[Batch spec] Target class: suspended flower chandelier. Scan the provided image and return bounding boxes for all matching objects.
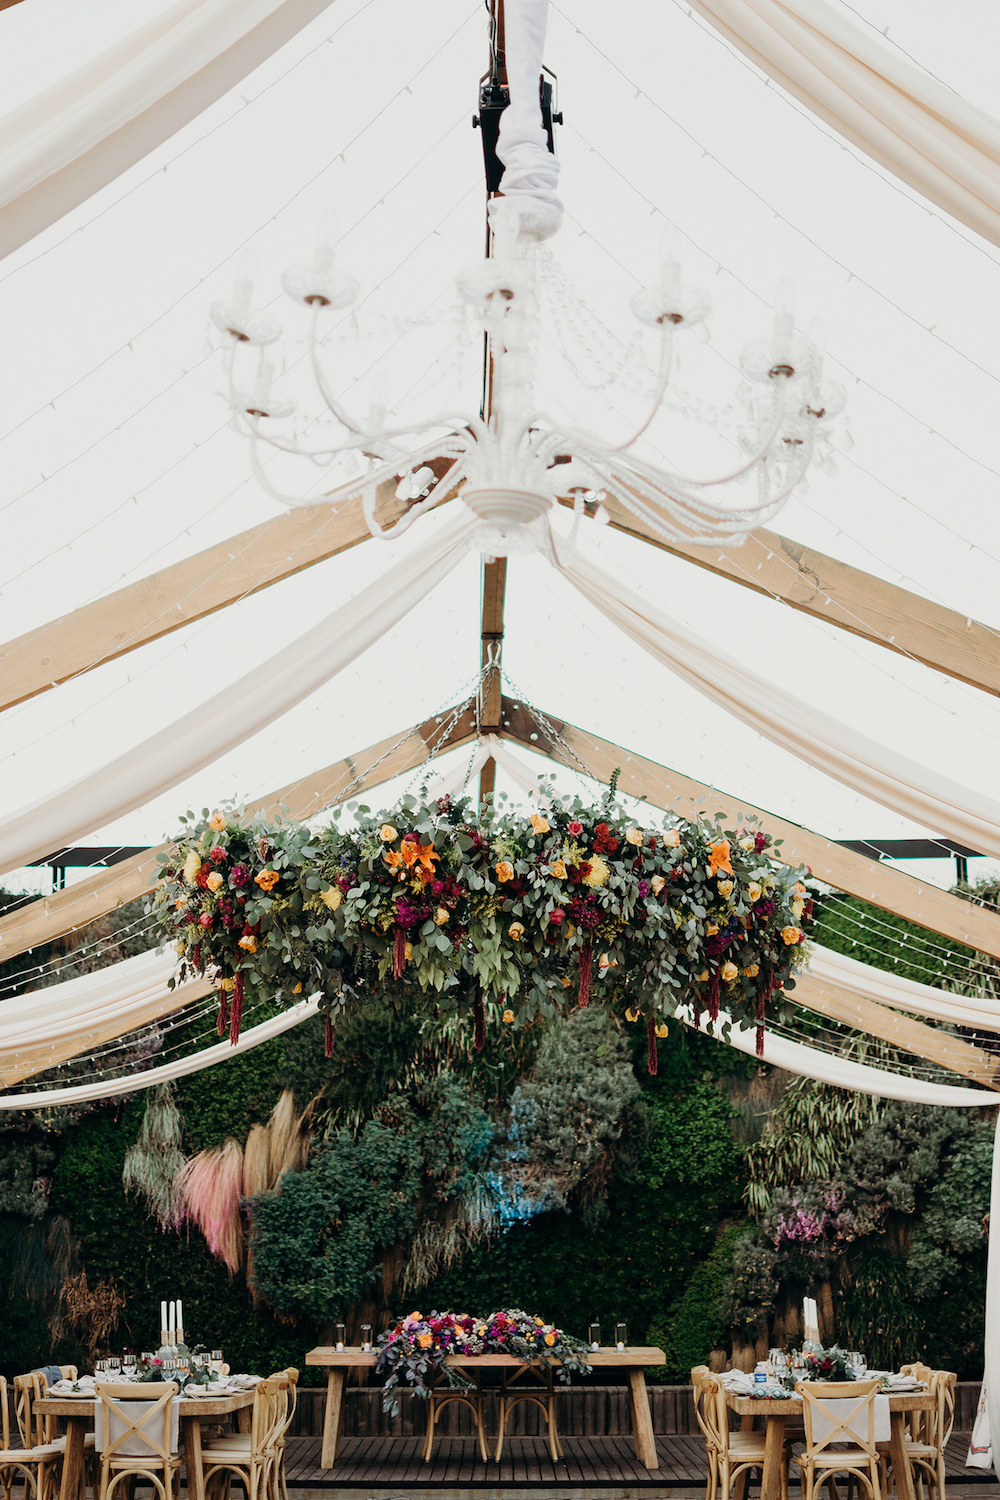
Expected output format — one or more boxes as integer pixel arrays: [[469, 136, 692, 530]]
[[212, 0, 845, 565]]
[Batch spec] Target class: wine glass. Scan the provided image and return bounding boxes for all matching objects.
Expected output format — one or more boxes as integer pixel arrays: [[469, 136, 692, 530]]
[[848, 1351, 866, 1380], [105, 1354, 122, 1379]]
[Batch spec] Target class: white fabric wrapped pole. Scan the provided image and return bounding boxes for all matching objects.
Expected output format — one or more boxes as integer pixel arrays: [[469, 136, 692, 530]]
[[565, 544, 1000, 862], [0, 996, 321, 1110], [687, 0, 1000, 249], [985, 1112, 1000, 1475], [0, 510, 473, 877], [491, 0, 562, 238], [0, 0, 337, 261]]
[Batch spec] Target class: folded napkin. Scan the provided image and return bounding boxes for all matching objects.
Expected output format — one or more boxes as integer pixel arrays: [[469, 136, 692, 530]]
[[50, 1377, 96, 1394], [719, 1370, 756, 1392], [229, 1375, 262, 1390], [886, 1374, 923, 1388]]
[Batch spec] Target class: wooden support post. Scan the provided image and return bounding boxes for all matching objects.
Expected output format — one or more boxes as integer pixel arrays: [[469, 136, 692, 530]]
[[478, 557, 507, 805]]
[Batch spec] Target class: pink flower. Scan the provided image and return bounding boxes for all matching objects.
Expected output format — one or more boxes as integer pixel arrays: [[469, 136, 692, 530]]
[[548, 908, 565, 925], [199, 912, 213, 928], [568, 821, 583, 836], [209, 845, 227, 863]]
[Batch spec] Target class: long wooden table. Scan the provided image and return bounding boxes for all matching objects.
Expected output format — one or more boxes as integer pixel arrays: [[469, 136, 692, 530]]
[[33, 1388, 255, 1500], [305, 1344, 666, 1470], [725, 1388, 936, 1500]]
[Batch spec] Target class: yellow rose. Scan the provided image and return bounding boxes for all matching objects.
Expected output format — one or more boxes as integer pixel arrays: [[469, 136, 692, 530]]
[[508, 922, 525, 941], [206, 871, 223, 892], [738, 836, 754, 851], [561, 976, 572, 989], [625, 1007, 639, 1022], [584, 854, 610, 888], [502, 1009, 515, 1024], [530, 813, 550, 835], [435, 907, 449, 926], [717, 879, 734, 897], [697, 970, 710, 982], [650, 874, 665, 894], [405, 942, 413, 960], [209, 813, 226, 832], [544, 1331, 556, 1346], [548, 859, 567, 879], [321, 886, 343, 910], [535, 1316, 545, 1326], [380, 824, 398, 842], [625, 827, 643, 846], [791, 897, 805, 919], [495, 860, 514, 883], [183, 850, 202, 884], [747, 882, 762, 901], [781, 926, 802, 946], [794, 881, 808, 896], [292, 982, 302, 994], [174, 940, 186, 955], [655, 1022, 669, 1038], [721, 960, 739, 982], [663, 829, 681, 848], [218, 976, 235, 991], [743, 964, 760, 978], [706, 923, 719, 936], [238, 935, 257, 952], [599, 953, 618, 970]]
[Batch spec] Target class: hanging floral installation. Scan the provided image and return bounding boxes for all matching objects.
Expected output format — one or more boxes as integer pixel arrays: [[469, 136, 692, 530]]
[[148, 782, 812, 1068]]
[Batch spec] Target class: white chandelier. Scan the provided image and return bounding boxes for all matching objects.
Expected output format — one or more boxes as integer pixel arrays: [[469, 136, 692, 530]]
[[212, 0, 845, 566]]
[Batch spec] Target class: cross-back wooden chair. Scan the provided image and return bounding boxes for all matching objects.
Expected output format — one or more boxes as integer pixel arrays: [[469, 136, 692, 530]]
[[1, 1375, 67, 1500], [94, 1381, 181, 1500], [421, 1366, 489, 1465], [201, 1375, 287, 1500], [690, 1366, 718, 1500], [699, 1374, 790, 1500], [493, 1360, 561, 1465], [794, 1379, 882, 1500], [9, 1377, 64, 1500], [884, 1369, 955, 1500], [201, 1370, 298, 1500]]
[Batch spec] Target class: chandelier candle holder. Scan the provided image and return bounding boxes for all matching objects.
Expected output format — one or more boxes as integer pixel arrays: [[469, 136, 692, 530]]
[[210, 0, 845, 565]]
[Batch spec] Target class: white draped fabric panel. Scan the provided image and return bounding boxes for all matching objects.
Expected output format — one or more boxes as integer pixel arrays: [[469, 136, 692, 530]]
[[688, 1009, 996, 1106], [0, 947, 212, 1088], [811, 944, 1000, 1031], [565, 546, 1000, 862], [0, 510, 473, 878], [687, 0, 1000, 248], [0, 996, 321, 1110], [0, 0, 337, 261]]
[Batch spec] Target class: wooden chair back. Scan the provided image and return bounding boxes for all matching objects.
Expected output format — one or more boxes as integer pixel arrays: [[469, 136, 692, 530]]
[[276, 1369, 299, 1442], [95, 1382, 179, 1463], [0, 1375, 10, 1451], [12, 1375, 47, 1450], [698, 1376, 730, 1453], [928, 1370, 957, 1449], [249, 1378, 288, 1458], [796, 1379, 882, 1459], [690, 1367, 717, 1449]]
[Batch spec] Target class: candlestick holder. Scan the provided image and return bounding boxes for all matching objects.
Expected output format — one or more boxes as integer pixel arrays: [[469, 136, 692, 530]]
[[361, 1324, 373, 1353], [335, 1323, 346, 1352], [615, 1322, 628, 1352], [588, 1323, 601, 1353]]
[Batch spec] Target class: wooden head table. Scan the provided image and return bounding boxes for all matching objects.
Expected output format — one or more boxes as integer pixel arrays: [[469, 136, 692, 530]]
[[33, 1388, 256, 1500], [725, 1388, 935, 1500], [305, 1344, 666, 1469]]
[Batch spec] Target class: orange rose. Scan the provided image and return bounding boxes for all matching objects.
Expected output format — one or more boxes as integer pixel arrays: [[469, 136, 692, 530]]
[[548, 859, 567, 879], [238, 935, 257, 952], [625, 1006, 639, 1022], [655, 1022, 669, 1038], [508, 922, 525, 941], [255, 869, 280, 891], [544, 1332, 556, 1346], [743, 964, 760, 977], [434, 907, 449, 926], [530, 813, 550, 835], [206, 872, 223, 892], [721, 960, 738, 982], [495, 860, 514, 883], [781, 926, 802, 946], [209, 813, 226, 832], [418, 1333, 432, 1348], [502, 1009, 515, 1024]]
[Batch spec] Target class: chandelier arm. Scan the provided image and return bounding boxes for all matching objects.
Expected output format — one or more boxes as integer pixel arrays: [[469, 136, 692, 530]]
[[308, 305, 370, 436], [598, 474, 779, 546], [362, 453, 471, 541], [245, 434, 369, 510], [588, 323, 675, 456]]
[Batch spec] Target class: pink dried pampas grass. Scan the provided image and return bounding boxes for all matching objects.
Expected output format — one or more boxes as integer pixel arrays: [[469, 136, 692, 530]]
[[175, 1138, 244, 1274]]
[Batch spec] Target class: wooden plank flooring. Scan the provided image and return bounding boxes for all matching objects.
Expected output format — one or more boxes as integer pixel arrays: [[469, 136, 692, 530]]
[[278, 1432, 995, 1491]]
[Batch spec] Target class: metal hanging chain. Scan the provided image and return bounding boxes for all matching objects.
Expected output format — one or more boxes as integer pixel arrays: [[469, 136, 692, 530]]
[[498, 670, 595, 782]]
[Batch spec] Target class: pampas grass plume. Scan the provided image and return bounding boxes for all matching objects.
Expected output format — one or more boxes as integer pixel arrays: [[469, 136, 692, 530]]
[[176, 1139, 244, 1274]]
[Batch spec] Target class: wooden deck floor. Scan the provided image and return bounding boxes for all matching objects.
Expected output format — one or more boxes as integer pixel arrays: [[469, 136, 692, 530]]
[[280, 1432, 994, 1491]]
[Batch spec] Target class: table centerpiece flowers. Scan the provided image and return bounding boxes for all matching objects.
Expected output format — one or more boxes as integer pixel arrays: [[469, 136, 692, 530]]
[[148, 784, 812, 1062], [374, 1308, 592, 1412]]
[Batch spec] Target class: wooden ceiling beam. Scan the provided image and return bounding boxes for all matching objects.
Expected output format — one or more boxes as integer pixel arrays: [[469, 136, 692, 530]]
[[0, 463, 457, 714], [0, 702, 477, 963], [564, 494, 1000, 698], [498, 697, 1000, 963]]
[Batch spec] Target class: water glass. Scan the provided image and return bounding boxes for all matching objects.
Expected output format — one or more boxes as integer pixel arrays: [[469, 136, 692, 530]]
[[848, 1351, 866, 1379]]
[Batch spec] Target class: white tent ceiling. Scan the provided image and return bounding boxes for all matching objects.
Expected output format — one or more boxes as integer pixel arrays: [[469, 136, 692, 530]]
[[2, 0, 999, 896]]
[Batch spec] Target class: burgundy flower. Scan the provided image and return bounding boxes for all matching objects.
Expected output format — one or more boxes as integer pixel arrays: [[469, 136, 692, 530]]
[[755, 831, 767, 852], [231, 863, 250, 888], [548, 908, 565, 925], [209, 845, 227, 863], [754, 899, 776, 918], [638, 880, 650, 897]]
